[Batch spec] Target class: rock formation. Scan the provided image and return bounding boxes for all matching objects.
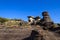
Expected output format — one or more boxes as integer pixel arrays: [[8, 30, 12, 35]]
[[0, 11, 60, 40], [34, 16, 41, 25], [27, 11, 60, 31], [28, 16, 34, 25]]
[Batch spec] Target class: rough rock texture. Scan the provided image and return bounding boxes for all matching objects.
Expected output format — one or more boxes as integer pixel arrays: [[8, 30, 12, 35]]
[[0, 25, 60, 40]]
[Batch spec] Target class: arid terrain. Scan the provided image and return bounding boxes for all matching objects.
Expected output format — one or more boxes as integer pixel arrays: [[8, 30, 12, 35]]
[[0, 25, 60, 40], [0, 12, 60, 40]]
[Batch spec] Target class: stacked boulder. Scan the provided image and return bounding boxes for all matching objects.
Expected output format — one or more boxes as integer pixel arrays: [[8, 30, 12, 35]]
[[27, 11, 56, 30], [34, 16, 41, 25], [42, 11, 52, 22], [28, 11, 59, 30], [28, 16, 34, 25], [28, 16, 41, 25], [41, 11, 54, 30]]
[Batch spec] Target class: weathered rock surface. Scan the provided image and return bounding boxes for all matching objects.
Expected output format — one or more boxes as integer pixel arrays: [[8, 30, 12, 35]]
[[0, 26, 60, 40]]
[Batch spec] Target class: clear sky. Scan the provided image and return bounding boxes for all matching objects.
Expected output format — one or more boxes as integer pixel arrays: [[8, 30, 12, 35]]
[[0, 0, 60, 23]]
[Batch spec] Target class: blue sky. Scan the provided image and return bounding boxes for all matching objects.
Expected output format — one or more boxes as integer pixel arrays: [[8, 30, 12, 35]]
[[0, 0, 60, 23]]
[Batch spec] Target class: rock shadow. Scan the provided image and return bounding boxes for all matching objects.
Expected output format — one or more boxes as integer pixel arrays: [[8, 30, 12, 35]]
[[22, 30, 45, 40]]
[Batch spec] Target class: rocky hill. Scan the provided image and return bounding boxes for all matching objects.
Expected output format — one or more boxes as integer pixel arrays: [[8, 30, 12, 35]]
[[0, 11, 60, 40]]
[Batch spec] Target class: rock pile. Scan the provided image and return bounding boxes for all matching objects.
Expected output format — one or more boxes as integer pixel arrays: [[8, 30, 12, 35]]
[[27, 11, 56, 30]]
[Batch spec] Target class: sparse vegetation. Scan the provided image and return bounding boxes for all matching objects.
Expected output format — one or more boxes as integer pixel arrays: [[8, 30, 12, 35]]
[[0, 17, 9, 23]]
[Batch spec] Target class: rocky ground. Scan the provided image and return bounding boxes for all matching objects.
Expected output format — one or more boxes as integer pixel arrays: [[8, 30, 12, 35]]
[[0, 25, 60, 40]]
